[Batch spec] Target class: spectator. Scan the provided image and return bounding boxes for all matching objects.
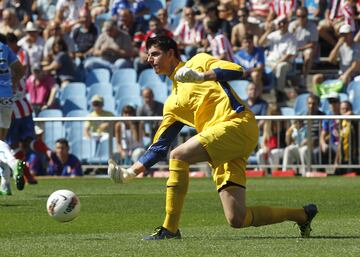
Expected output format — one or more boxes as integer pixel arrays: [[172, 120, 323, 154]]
[[302, 93, 325, 169], [313, 24, 360, 90], [17, 21, 44, 67], [231, 7, 264, 50], [84, 95, 115, 140], [5, 0, 32, 26], [317, 0, 356, 47], [43, 21, 76, 63], [84, 20, 135, 71], [302, 0, 327, 21], [31, 125, 52, 176], [266, 0, 297, 27], [135, 16, 173, 74], [70, 8, 98, 59], [84, 0, 110, 19], [116, 7, 148, 48], [32, 0, 58, 25], [259, 16, 297, 103], [173, 7, 205, 58], [0, 7, 24, 37], [48, 138, 83, 176], [244, 0, 272, 24], [244, 82, 268, 132], [13, 137, 45, 177], [289, 7, 318, 86], [42, 37, 76, 88], [318, 92, 341, 165], [256, 103, 286, 171], [327, 24, 360, 84], [137, 88, 164, 147], [156, 8, 169, 30], [55, 0, 85, 33], [217, 2, 238, 27], [202, 2, 232, 40], [204, 20, 235, 62], [335, 100, 359, 174], [114, 105, 145, 165], [234, 33, 265, 91], [25, 64, 57, 116], [282, 119, 308, 174], [111, 0, 149, 20]]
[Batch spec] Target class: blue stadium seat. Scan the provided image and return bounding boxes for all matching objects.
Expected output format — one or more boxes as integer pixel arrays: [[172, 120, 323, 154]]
[[87, 82, 113, 101], [281, 107, 295, 116], [114, 83, 141, 99], [229, 80, 249, 99], [111, 68, 137, 89], [116, 96, 142, 115], [347, 80, 360, 99], [85, 68, 111, 87], [103, 96, 116, 114], [38, 109, 65, 150], [65, 110, 89, 143], [60, 82, 86, 104], [70, 139, 96, 163], [38, 109, 63, 118], [89, 138, 116, 164], [138, 69, 163, 87], [294, 93, 310, 115], [62, 97, 88, 116]]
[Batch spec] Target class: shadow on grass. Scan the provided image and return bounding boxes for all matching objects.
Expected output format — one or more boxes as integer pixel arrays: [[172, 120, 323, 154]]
[[185, 235, 360, 240]]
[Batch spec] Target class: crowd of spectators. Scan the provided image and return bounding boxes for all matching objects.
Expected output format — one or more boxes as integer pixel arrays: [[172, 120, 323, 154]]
[[2, 0, 359, 176]]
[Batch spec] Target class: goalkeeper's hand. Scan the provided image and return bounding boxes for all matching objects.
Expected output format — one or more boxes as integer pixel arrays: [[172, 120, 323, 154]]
[[174, 66, 205, 83]]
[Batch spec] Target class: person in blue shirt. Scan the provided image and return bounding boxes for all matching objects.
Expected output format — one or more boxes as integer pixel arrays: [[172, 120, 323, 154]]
[[234, 34, 265, 92], [48, 138, 83, 177], [245, 82, 268, 133]]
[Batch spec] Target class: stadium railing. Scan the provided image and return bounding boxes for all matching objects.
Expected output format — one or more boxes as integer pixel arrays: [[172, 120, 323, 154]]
[[33, 115, 360, 175]]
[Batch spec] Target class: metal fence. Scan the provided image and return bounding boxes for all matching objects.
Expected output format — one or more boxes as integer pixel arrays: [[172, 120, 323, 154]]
[[33, 115, 360, 175]]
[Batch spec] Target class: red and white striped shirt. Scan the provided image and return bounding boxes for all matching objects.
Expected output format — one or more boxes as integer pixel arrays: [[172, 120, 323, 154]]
[[248, 0, 272, 18], [174, 19, 205, 45], [329, 0, 344, 19], [342, 0, 356, 30], [271, 0, 296, 17], [207, 33, 235, 62], [12, 48, 32, 119]]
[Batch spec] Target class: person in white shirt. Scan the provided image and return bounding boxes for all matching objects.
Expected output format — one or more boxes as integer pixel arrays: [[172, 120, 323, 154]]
[[259, 16, 297, 102], [289, 7, 318, 86]]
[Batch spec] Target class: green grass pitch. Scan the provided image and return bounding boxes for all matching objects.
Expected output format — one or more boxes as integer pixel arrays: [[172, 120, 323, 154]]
[[1, 176, 360, 257]]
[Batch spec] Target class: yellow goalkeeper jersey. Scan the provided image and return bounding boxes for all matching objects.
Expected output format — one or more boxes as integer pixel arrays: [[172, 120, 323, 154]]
[[139, 53, 253, 168]]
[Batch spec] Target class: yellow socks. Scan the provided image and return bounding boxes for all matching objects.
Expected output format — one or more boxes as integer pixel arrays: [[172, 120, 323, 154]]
[[242, 206, 307, 227], [162, 159, 189, 233]]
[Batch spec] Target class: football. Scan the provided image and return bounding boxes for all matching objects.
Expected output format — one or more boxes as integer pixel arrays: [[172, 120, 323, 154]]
[[46, 189, 81, 222]]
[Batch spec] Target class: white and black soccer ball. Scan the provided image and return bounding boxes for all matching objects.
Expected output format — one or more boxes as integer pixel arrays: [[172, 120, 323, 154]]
[[46, 189, 81, 222]]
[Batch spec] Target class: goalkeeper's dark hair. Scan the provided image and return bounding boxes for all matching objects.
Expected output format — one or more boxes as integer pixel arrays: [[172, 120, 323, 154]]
[[146, 35, 180, 59]]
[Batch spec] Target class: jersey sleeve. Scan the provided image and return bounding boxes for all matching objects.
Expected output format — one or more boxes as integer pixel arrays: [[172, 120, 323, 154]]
[[188, 53, 244, 81], [138, 114, 184, 168]]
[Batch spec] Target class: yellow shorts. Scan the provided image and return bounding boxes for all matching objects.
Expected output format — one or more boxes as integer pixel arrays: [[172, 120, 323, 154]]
[[196, 111, 259, 190]]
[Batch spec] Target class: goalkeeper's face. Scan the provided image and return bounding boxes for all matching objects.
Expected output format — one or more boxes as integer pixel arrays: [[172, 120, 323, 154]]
[[147, 45, 173, 76]]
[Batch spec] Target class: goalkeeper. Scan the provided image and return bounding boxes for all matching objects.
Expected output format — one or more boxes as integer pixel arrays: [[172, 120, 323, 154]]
[[108, 35, 318, 240]]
